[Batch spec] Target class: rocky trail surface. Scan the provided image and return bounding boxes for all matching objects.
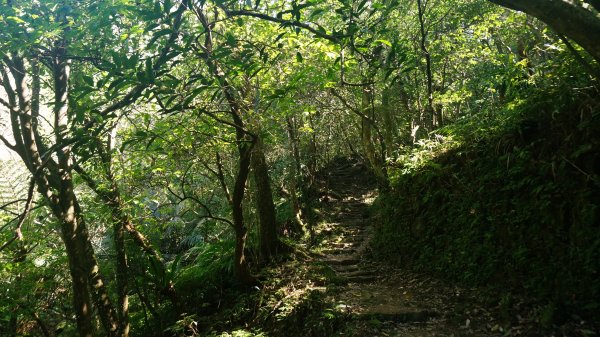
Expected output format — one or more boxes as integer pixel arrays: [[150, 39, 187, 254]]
[[309, 158, 595, 337]]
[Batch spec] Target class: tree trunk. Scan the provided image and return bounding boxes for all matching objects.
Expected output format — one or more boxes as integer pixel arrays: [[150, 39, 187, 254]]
[[417, 0, 436, 130], [75, 146, 183, 334], [53, 41, 120, 336], [251, 137, 279, 262], [232, 143, 255, 285], [285, 116, 304, 234], [58, 185, 120, 337], [381, 86, 395, 150], [58, 211, 96, 337], [193, 5, 256, 285], [488, 0, 600, 64], [96, 138, 130, 337], [361, 86, 386, 184], [2, 50, 121, 337], [113, 218, 129, 337]]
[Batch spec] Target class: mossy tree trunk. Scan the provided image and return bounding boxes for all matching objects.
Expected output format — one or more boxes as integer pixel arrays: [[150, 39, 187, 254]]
[[251, 136, 279, 262]]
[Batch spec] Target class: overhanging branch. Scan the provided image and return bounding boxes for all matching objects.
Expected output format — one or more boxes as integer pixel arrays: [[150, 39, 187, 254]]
[[222, 8, 341, 43]]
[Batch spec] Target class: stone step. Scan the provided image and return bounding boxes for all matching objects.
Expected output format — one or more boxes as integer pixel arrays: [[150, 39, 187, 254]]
[[337, 220, 367, 227], [322, 248, 358, 255], [345, 275, 379, 283], [345, 204, 367, 209], [325, 257, 361, 266], [338, 269, 378, 278], [331, 264, 360, 273], [337, 229, 366, 236], [330, 242, 360, 249], [339, 235, 367, 243], [333, 213, 366, 220], [356, 309, 438, 323], [326, 226, 364, 234]]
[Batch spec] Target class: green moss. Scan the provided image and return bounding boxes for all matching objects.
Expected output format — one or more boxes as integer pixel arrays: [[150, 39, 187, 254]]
[[372, 89, 600, 323]]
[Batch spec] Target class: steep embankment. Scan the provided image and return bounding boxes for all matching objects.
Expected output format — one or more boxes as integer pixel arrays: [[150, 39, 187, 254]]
[[312, 158, 510, 336], [373, 94, 600, 333]]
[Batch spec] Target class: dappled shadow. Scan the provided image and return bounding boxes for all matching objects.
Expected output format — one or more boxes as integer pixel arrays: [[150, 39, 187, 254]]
[[311, 157, 513, 336]]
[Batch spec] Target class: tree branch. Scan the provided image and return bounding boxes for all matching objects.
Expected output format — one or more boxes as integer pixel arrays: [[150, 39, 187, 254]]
[[329, 88, 376, 125], [0, 177, 35, 252], [221, 8, 341, 43], [0, 135, 17, 151], [165, 181, 234, 228]]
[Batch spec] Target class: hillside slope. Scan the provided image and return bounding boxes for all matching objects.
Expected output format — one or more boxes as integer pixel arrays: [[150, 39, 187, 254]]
[[373, 91, 600, 332]]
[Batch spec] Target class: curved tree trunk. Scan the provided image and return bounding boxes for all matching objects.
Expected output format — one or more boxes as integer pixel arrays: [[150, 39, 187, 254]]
[[488, 0, 600, 64], [53, 41, 120, 337], [361, 86, 387, 186], [1, 50, 120, 337]]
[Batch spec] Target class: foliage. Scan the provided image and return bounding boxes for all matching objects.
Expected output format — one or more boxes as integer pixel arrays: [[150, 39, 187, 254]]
[[1, 0, 599, 335], [373, 81, 600, 322], [170, 254, 346, 337]]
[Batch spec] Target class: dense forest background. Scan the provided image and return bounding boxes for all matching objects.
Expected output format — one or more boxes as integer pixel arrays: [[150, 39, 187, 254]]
[[1, 0, 599, 336]]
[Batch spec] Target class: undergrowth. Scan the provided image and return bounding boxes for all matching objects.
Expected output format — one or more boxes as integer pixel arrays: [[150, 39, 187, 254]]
[[373, 85, 600, 325], [161, 240, 345, 337]]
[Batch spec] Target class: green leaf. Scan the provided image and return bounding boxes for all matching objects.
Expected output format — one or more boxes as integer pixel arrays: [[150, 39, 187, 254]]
[[273, 32, 286, 43], [7, 16, 26, 24], [74, 108, 85, 124], [144, 59, 154, 83], [296, 52, 303, 63], [82, 75, 94, 86], [149, 28, 173, 46], [310, 8, 325, 19], [374, 39, 392, 47], [125, 54, 140, 68], [225, 32, 237, 46], [356, 0, 369, 12], [107, 77, 126, 92], [144, 22, 160, 33]]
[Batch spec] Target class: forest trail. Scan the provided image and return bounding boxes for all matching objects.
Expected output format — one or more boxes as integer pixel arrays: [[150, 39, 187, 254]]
[[312, 158, 504, 337]]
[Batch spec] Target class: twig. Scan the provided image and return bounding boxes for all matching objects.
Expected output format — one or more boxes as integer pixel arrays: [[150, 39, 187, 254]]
[[561, 156, 600, 184], [0, 177, 35, 252]]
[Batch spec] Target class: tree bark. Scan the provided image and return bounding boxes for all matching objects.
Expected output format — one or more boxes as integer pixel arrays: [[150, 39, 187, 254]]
[[193, 5, 257, 285], [285, 116, 304, 234], [75, 140, 184, 335], [97, 145, 130, 337], [231, 142, 256, 285], [417, 0, 437, 130], [1, 50, 120, 337], [251, 136, 279, 262], [488, 0, 600, 64], [381, 86, 395, 150], [53, 40, 120, 337], [361, 86, 387, 185], [96, 134, 130, 337]]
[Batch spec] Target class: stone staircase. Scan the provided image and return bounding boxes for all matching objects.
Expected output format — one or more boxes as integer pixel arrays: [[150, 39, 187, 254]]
[[314, 157, 439, 330]]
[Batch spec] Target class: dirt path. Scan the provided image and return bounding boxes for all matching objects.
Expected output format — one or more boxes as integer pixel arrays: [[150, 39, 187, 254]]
[[293, 157, 599, 337], [311, 158, 507, 337]]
